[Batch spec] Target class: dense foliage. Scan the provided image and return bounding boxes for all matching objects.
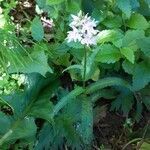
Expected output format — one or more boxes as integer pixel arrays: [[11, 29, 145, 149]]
[[0, 0, 150, 149]]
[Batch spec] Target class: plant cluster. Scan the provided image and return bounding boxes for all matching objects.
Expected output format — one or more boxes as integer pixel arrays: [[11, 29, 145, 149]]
[[0, 0, 150, 149]]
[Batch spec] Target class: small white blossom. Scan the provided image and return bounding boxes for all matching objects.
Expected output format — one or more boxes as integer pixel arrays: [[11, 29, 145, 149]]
[[66, 27, 82, 42], [41, 17, 55, 28], [35, 5, 43, 15], [81, 35, 97, 47], [23, 1, 32, 8], [66, 10, 99, 46]]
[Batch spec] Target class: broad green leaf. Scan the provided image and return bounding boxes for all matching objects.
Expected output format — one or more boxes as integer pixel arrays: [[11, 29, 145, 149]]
[[63, 65, 82, 73], [92, 9, 106, 22], [111, 89, 134, 115], [145, 0, 150, 5], [66, 0, 81, 13], [138, 0, 150, 17], [91, 89, 117, 103], [0, 117, 36, 146], [81, 0, 94, 14], [130, 0, 140, 9], [8, 50, 53, 76], [0, 112, 11, 134], [36, 0, 47, 8], [97, 30, 124, 46], [0, 74, 57, 146], [137, 37, 150, 57], [140, 142, 150, 150], [31, 17, 44, 41], [66, 41, 84, 49], [122, 30, 145, 48], [116, 0, 131, 18], [86, 77, 132, 94], [55, 53, 70, 66], [46, 0, 65, 5], [127, 13, 149, 30], [56, 116, 81, 149], [7, 118, 36, 142], [133, 62, 150, 91], [34, 123, 53, 150], [81, 47, 100, 80], [122, 60, 135, 74], [28, 79, 59, 122], [1, 92, 26, 115], [91, 68, 100, 81], [80, 97, 93, 145], [102, 15, 122, 28], [51, 87, 85, 118], [120, 47, 135, 64], [96, 44, 121, 63]]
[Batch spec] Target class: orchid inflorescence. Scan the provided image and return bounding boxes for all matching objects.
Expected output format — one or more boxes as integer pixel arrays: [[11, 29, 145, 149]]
[[66, 11, 99, 47]]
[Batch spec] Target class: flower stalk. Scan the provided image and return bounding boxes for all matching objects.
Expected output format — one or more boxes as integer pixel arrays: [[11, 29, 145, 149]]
[[83, 46, 87, 88]]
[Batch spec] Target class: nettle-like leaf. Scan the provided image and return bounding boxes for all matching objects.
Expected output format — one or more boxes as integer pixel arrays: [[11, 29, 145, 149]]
[[31, 17, 44, 41], [127, 13, 149, 30], [102, 15, 123, 28], [122, 30, 145, 48], [35, 89, 85, 150], [137, 37, 150, 57], [8, 50, 53, 76], [130, 0, 140, 10], [51, 86, 84, 118], [122, 60, 135, 75], [91, 89, 117, 103], [97, 29, 124, 47], [111, 88, 134, 115], [116, 0, 131, 18], [120, 47, 135, 64], [80, 96, 93, 146], [66, 0, 81, 13], [86, 77, 133, 94], [95, 44, 121, 63], [132, 61, 150, 91]]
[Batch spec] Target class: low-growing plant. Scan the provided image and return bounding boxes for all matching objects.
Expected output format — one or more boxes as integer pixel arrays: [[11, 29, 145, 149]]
[[0, 0, 150, 149]]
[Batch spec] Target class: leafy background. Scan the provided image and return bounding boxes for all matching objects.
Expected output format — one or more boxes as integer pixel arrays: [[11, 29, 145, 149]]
[[0, 0, 150, 149]]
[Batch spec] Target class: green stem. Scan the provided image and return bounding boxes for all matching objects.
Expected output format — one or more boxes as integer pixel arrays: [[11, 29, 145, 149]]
[[0, 130, 13, 146], [122, 138, 142, 150], [83, 46, 87, 88]]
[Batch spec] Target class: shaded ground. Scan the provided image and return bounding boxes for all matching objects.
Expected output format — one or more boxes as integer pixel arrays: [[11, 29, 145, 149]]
[[93, 109, 150, 150]]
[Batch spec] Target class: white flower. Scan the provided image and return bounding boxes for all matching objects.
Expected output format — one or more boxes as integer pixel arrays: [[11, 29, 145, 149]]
[[81, 35, 97, 47], [66, 27, 82, 43], [41, 17, 55, 28], [66, 11, 99, 47], [69, 11, 83, 27]]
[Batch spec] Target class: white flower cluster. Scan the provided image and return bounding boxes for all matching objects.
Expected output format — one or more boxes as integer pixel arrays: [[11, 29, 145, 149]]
[[66, 11, 99, 47]]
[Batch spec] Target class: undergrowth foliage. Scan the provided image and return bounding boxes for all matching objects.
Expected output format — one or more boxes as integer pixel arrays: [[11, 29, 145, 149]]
[[0, 0, 150, 149]]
